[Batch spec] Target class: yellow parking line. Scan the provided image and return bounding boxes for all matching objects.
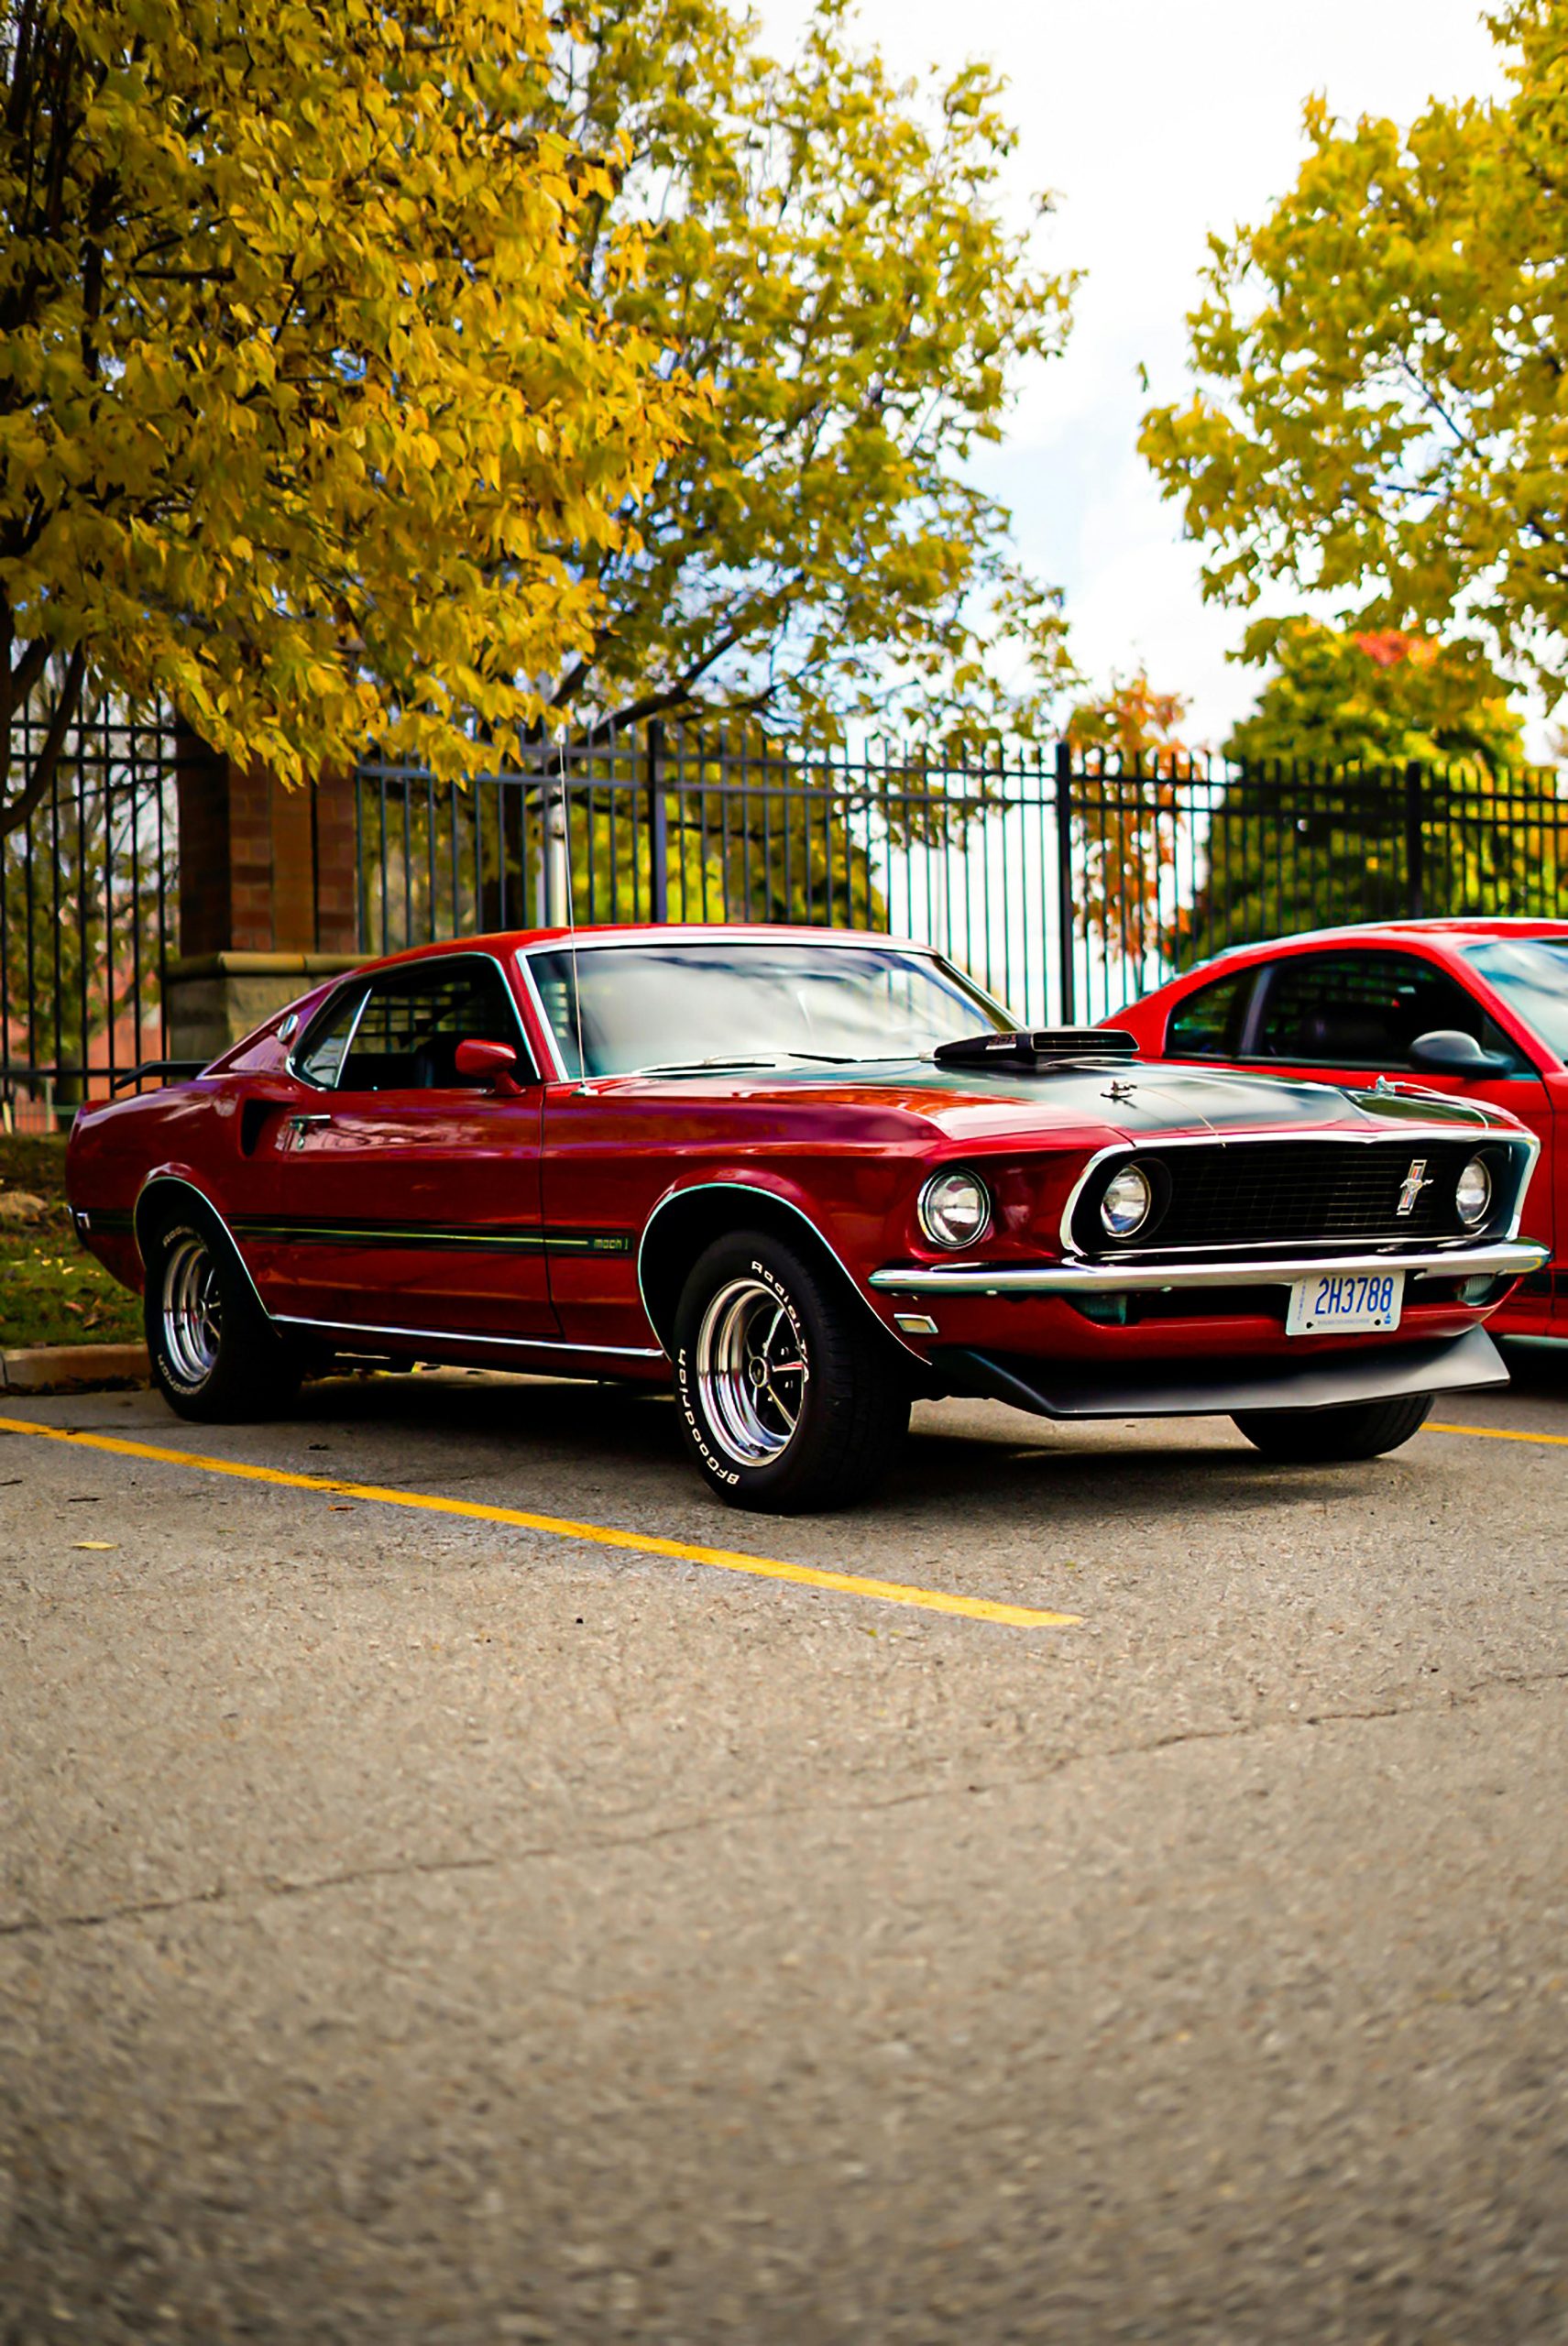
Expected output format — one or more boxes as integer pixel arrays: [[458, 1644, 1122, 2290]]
[[0, 1415, 1079, 1629], [1428, 1420, 1568, 1449]]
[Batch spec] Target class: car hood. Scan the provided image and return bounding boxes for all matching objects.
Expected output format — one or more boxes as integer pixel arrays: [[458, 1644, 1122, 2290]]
[[603, 1058, 1508, 1147]]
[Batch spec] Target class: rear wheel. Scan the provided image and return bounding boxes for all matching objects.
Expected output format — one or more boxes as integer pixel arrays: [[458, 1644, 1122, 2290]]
[[144, 1210, 301, 1422], [1231, 1391, 1433, 1464], [673, 1230, 909, 1512]]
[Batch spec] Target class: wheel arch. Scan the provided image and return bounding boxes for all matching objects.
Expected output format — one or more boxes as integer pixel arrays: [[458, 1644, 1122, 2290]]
[[134, 1173, 271, 1319], [636, 1180, 924, 1365]]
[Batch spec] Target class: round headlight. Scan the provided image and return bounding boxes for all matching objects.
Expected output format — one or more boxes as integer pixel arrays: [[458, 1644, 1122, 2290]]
[[1101, 1163, 1154, 1240], [1456, 1155, 1492, 1227], [918, 1168, 992, 1251]]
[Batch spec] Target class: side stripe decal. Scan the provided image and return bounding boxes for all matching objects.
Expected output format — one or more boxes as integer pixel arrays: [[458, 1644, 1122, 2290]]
[[225, 1216, 633, 1257]]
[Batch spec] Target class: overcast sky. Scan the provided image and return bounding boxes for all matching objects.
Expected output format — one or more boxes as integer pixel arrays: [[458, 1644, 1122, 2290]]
[[762, 0, 1509, 750]]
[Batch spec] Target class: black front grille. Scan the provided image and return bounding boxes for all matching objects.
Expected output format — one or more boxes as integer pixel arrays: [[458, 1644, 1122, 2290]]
[[1076, 1138, 1500, 1255]]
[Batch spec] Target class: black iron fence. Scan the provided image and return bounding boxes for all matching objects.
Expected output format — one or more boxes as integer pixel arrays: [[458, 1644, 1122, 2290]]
[[1, 697, 178, 1131], [355, 730, 1568, 1027], [5, 713, 1567, 1124]]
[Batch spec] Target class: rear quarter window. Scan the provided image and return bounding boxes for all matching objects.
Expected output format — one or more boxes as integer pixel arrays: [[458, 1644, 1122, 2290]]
[[1165, 968, 1253, 1058]]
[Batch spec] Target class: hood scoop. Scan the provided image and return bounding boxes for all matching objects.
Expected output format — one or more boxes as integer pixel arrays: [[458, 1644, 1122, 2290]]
[[933, 1027, 1141, 1074]]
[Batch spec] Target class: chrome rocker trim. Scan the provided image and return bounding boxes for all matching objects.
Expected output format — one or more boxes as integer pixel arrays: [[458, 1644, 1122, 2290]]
[[869, 1238, 1549, 1299], [270, 1312, 663, 1362]]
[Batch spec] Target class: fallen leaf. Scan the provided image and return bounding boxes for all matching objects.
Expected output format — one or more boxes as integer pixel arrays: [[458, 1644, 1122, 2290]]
[[72, 1540, 116, 1551]]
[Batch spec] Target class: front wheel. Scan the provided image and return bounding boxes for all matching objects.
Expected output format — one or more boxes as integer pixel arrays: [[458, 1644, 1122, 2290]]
[[145, 1211, 301, 1422], [1231, 1391, 1433, 1464], [673, 1231, 909, 1512]]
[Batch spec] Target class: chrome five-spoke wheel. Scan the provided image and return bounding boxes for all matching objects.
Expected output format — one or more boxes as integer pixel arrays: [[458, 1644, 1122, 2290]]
[[674, 1232, 909, 1511], [144, 1208, 301, 1422], [160, 1232, 224, 1387], [696, 1276, 809, 1465]]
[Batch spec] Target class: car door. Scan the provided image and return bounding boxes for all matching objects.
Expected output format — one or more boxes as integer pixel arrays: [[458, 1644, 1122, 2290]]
[[1244, 946, 1554, 1254], [243, 953, 557, 1341]]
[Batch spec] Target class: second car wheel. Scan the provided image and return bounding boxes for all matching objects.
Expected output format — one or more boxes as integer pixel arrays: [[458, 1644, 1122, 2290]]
[[1231, 1391, 1433, 1464], [673, 1230, 910, 1512], [144, 1209, 302, 1422]]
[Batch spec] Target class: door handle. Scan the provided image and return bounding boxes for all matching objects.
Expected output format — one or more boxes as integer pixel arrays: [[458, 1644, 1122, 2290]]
[[284, 1113, 331, 1148]]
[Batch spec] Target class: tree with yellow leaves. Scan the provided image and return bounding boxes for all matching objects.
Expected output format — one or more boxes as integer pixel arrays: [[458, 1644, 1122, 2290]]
[[546, 0, 1077, 749], [1139, 2, 1568, 706], [0, 0, 695, 836]]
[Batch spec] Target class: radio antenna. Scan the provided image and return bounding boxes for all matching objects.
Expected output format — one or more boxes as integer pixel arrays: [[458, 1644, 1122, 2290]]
[[558, 728, 586, 1080]]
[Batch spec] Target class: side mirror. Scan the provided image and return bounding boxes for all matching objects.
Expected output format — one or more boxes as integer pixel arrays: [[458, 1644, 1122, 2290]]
[[454, 1037, 528, 1096], [1408, 1027, 1512, 1080]]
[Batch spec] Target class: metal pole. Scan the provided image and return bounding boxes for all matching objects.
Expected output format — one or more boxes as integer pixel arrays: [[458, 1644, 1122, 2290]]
[[646, 718, 669, 922], [1054, 739, 1076, 1025], [1404, 759, 1425, 917]]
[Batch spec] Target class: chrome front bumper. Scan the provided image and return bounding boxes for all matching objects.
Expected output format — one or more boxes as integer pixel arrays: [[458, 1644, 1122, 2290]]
[[869, 1238, 1549, 1299]]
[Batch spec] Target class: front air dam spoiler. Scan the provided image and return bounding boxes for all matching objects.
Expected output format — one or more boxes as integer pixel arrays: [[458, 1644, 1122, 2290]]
[[952, 1324, 1507, 1420]]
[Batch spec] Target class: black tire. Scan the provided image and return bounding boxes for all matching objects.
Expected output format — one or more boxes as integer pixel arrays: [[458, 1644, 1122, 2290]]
[[143, 1207, 301, 1423], [1231, 1390, 1433, 1464], [672, 1230, 910, 1512]]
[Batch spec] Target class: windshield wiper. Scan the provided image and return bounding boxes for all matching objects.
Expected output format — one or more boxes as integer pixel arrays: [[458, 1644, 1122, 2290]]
[[630, 1049, 914, 1075], [630, 1055, 788, 1077]]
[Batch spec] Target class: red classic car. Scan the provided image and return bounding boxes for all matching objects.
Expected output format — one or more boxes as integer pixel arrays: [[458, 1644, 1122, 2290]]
[[1113, 918, 1568, 1343], [66, 925, 1546, 1511]]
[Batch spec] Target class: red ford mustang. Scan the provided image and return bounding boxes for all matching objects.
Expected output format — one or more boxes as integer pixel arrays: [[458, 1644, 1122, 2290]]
[[66, 925, 1545, 1511], [1113, 919, 1567, 1343]]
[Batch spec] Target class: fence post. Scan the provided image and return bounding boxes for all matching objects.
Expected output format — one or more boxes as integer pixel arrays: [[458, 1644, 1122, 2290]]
[[1404, 759, 1425, 917], [646, 718, 669, 923], [1054, 740, 1076, 1025]]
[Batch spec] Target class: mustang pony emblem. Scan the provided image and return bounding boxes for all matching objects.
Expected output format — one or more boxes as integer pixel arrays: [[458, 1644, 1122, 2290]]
[[1397, 1158, 1432, 1216]]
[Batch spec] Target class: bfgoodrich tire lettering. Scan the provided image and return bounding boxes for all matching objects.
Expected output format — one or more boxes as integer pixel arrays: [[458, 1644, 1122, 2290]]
[[144, 1209, 301, 1423], [673, 1230, 909, 1513], [1231, 1390, 1433, 1464]]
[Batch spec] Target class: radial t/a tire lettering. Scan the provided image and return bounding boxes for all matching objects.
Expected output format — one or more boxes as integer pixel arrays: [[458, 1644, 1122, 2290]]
[[672, 1230, 909, 1513], [143, 1209, 302, 1423], [1231, 1391, 1433, 1464]]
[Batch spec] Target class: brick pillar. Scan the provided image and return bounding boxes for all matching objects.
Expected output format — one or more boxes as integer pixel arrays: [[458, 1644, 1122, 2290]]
[[166, 727, 365, 1066]]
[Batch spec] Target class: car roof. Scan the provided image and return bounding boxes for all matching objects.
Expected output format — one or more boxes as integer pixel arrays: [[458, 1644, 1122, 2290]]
[[355, 923, 943, 976], [1186, 915, 1568, 976]]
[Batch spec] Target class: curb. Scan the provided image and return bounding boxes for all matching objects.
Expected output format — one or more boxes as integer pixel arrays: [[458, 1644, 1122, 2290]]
[[0, 1343, 150, 1394]]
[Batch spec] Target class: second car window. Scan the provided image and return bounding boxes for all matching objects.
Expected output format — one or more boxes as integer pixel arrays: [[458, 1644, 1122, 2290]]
[[1253, 949, 1528, 1070]]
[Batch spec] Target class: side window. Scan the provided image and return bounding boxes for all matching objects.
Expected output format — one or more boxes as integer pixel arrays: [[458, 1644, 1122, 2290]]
[[336, 959, 532, 1092], [294, 984, 367, 1088], [1165, 968, 1254, 1058], [1254, 950, 1529, 1070]]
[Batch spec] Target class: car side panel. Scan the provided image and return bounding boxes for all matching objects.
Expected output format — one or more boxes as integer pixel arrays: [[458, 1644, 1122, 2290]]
[[538, 1086, 925, 1353], [225, 1085, 557, 1338]]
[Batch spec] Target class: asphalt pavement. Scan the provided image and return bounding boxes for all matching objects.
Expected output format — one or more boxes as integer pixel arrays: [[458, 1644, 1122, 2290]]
[[4, 1351, 1568, 2344]]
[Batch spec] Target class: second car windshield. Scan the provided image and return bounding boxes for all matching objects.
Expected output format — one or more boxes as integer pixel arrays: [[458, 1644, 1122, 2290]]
[[1464, 937, 1568, 1058], [527, 941, 1011, 1079]]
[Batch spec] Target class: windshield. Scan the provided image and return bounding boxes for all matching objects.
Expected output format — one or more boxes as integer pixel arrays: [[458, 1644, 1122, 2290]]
[[1463, 937, 1568, 1058], [528, 940, 1012, 1079]]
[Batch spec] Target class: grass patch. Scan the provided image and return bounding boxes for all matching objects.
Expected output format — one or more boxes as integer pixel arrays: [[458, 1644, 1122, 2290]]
[[0, 1134, 143, 1350]]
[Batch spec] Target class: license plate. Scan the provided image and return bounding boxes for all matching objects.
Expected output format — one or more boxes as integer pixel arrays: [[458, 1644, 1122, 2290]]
[[1286, 1269, 1404, 1336]]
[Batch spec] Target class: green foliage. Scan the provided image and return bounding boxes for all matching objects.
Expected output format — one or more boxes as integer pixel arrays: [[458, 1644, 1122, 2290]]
[[0, 0, 695, 834], [0, 1135, 141, 1346], [1179, 623, 1568, 959], [1139, 4, 1568, 702], [551, 0, 1078, 748], [1223, 622, 1530, 770]]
